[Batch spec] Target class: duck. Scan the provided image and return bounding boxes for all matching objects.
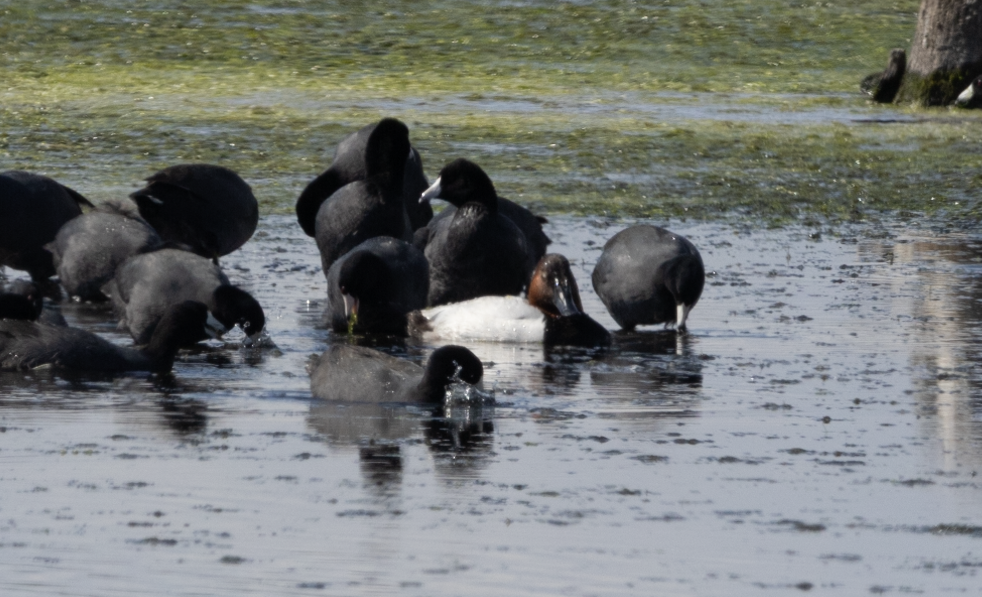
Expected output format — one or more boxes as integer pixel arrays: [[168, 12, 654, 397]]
[[411, 254, 611, 347], [46, 201, 162, 302], [413, 159, 529, 306], [107, 248, 266, 345], [0, 170, 93, 288], [860, 48, 906, 103], [296, 118, 432, 235], [591, 224, 705, 332], [955, 75, 982, 109], [418, 158, 550, 281], [310, 118, 415, 275], [310, 344, 483, 403], [129, 163, 258, 261], [325, 236, 428, 335], [0, 300, 223, 372]]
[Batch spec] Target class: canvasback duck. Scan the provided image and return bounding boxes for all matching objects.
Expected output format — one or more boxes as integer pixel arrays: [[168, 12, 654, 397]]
[[412, 254, 611, 347]]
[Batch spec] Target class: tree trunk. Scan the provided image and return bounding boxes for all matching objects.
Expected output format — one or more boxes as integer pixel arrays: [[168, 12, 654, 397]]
[[896, 0, 982, 106]]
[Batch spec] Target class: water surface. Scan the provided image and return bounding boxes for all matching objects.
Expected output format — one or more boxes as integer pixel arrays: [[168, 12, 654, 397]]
[[3, 215, 982, 596]]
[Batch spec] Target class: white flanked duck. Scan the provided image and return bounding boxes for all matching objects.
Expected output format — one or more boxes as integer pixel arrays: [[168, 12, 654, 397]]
[[411, 254, 611, 347]]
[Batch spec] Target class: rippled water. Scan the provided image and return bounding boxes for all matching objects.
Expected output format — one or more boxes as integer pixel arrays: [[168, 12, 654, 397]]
[[3, 214, 982, 596]]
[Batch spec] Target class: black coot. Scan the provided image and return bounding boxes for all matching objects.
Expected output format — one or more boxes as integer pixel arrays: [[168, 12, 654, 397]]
[[591, 224, 705, 332], [325, 236, 428, 335], [108, 248, 265, 345], [0, 300, 222, 372], [860, 48, 906, 103], [0, 170, 92, 287], [47, 202, 162, 301], [296, 118, 431, 235], [414, 159, 529, 306], [130, 164, 258, 260], [310, 344, 483, 403], [312, 118, 415, 275]]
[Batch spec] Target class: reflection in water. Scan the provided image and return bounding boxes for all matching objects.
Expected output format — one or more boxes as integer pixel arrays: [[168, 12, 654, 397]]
[[859, 234, 982, 469], [154, 397, 209, 435], [307, 399, 496, 487]]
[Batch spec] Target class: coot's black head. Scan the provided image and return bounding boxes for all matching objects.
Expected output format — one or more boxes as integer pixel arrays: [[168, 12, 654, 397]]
[[4, 280, 43, 317], [0, 294, 39, 321], [888, 48, 906, 72], [527, 254, 584, 319], [421, 345, 484, 398], [364, 118, 411, 181], [338, 251, 390, 303], [211, 285, 266, 339], [661, 254, 705, 330], [419, 159, 498, 212]]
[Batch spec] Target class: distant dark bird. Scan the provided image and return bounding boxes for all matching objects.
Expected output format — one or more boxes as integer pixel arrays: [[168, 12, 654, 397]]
[[419, 160, 550, 284], [955, 75, 982, 109], [592, 224, 705, 332], [860, 48, 906, 103], [310, 344, 483, 403], [311, 118, 416, 275], [108, 248, 265, 345], [0, 300, 222, 372], [47, 202, 162, 302], [296, 118, 431, 236], [130, 164, 258, 260], [0, 170, 92, 287], [325, 236, 429, 335], [413, 254, 610, 347], [413, 159, 529, 306]]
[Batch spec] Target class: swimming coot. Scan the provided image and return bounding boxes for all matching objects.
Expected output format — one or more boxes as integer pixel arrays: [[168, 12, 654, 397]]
[[0, 170, 93, 286], [955, 75, 982, 109], [325, 236, 428, 335], [413, 254, 610, 347], [47, 202, 162, 302], [592, 224, 705, 332], [312, 118, 415, 275], [0, 300, 222, 372], [108, 248, 265, 345], [860, 48, 906, 103], [414, 159, 529, 306], [130, 164, 258, 260], [310, 344, 483, 403], [296, 118, 432, 235]]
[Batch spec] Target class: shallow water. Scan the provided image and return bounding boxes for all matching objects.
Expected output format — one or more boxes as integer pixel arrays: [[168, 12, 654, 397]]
[[3, 214, 982, 596]]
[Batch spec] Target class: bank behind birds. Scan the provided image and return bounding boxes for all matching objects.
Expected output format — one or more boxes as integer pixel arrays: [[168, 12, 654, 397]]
[[592, 224, 705, 332], [309, 344, 485, 403], [412, 254, 611, 347]]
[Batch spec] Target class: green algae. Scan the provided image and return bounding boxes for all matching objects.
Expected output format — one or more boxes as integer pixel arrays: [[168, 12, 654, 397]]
[[2, 1, 981, 226]]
